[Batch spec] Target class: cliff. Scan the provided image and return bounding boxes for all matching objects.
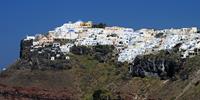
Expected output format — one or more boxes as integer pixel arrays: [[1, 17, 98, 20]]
[[1, 43, 200, 99], [2, 20, 200, 99], [129, 50, 183, 79]]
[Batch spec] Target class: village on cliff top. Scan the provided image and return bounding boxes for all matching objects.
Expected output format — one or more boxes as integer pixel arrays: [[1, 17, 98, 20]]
[[22, 21, 200, 63]]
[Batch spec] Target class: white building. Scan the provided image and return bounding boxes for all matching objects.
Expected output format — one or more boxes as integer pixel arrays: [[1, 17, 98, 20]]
[[24, 35, 35, 41], [24, 21, 200, 62], [60, 43, 74, 53]]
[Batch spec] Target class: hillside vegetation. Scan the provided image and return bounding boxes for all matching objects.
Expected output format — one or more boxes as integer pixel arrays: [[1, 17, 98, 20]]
[[0, 46, 200, 99]]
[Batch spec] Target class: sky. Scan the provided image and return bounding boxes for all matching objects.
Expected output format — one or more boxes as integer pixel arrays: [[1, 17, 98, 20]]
[[0, 0, 200, 68]]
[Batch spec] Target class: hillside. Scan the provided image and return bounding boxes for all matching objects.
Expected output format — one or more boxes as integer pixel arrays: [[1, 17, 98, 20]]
[[1, 21, 200, 100], [1, 46, 200, 100]]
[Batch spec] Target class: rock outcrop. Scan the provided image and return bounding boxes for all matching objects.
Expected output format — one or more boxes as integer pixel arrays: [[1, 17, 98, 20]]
[[129, 50, 183, 79]]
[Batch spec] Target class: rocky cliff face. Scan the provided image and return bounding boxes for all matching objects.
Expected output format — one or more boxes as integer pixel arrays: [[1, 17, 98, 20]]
[[130, 56, 178, 79], [19, 39, 74, 70], [129, 50, 183, 79], [20, 39, 33, 59], [20, 40, 183, 79]]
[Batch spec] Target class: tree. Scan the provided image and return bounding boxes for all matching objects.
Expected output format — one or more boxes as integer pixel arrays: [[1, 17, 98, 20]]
[[92, 23, 107, 28]]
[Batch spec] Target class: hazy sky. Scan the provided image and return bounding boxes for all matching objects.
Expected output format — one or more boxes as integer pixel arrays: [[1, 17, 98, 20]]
[[0, 0, 200, 68]]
